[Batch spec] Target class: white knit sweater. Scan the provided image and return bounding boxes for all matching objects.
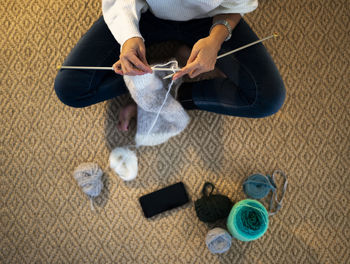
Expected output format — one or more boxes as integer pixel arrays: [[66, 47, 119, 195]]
[[102, 0, 258, 48]]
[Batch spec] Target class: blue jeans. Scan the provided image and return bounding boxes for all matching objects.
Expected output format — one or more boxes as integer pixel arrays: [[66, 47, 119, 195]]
[[54, 11, 285, 118]]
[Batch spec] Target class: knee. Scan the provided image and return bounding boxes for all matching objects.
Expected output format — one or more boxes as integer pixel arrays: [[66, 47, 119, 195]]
[[54, 71, 90, 108], [255, 79, 286, 118]]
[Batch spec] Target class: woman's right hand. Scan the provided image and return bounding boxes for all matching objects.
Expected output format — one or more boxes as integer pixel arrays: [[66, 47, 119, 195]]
[[113, 37, 153, 76]]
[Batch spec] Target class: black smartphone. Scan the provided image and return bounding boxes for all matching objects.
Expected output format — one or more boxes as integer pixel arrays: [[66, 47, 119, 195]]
[[139, 182, 189, 218]]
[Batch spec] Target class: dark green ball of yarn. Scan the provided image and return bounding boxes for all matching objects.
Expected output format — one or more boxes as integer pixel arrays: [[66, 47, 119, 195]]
[[195, 182, 233, 223]]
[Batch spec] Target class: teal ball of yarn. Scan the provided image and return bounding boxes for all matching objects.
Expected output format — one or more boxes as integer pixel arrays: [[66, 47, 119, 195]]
[[227, 199, 269, 241]]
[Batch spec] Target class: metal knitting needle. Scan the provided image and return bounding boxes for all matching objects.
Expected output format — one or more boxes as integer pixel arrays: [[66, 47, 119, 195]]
[[217, 33, 278, 59], [57, 66, 112, 70], [57, 65, 179, 71], [162, 33, 279, 79]]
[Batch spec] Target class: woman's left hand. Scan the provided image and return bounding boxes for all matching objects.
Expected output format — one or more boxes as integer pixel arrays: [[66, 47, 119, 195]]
[[172, 37, 221, 80]]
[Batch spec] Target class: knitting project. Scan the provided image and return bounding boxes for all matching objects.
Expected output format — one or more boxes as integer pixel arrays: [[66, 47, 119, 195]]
[[110, 60, 190, 180], [124, 60, 189, 146]]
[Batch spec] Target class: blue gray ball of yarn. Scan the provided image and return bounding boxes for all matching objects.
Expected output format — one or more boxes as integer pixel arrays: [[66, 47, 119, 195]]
[[73, 163, 103, 197], [206, 227, 232, 254], [243, 174, 275, 199]]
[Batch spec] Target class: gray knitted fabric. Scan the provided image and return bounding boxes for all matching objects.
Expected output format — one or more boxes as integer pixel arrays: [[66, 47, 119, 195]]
[[123, 60, 190, 147]]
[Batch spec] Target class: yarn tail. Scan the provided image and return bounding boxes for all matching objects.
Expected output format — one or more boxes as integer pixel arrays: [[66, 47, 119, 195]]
[[90, 198, 95, 211]]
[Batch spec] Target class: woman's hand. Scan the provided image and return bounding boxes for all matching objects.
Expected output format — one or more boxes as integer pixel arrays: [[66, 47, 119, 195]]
[[113, 37, 153, 76], [172, 37, 221, 80]]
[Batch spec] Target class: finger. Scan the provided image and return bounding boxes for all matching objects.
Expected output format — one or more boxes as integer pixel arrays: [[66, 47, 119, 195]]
[[121, 60, 140, 76], [189, 68, 202, 79], [190, 61, 215, 78], [137, 48, 152, 73], [121, 63, 127, 77], [121, 57, 144, 76], [176, 61, 198, 76], [127, 56, 147, 75], [120, 53, 139, 74], [173, 61, 198, 80], [113, 61, 123, 75], [129, 54, 151, 73], [173, 67, 196, 80], [187, 48, 199, 64]]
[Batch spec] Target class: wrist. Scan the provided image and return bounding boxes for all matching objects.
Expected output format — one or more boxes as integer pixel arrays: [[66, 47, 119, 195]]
[[208, 27, 226, 50], [210, 20, 232, 42], [122, 36, 144, 52]]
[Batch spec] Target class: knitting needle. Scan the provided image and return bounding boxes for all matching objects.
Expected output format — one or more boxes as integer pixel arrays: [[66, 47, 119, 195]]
[[162, 33, 279, 79], [57, 65, 179, 72], [217, 33, 278, 59], [57, 66, 112, 70]]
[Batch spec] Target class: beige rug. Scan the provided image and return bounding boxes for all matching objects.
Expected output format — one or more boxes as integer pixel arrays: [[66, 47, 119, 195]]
[[1, 0, 349, 263]]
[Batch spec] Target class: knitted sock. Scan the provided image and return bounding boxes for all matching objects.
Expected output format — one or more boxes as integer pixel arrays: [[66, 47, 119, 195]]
[[123, 60, 190, 147]]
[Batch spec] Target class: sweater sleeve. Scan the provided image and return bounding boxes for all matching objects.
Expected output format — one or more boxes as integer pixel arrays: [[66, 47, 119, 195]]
[[207, 0, 258, 17], [102, 0, 148, 49]]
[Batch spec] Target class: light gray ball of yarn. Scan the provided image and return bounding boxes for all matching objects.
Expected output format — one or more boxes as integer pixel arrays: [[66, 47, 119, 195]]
[[73, 163, 103, 197], [206, 227, 232, 254]]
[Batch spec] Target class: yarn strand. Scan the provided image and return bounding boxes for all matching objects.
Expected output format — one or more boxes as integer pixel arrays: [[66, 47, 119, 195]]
[[90, 198, 95, 211], [268, 170, 288, 216]]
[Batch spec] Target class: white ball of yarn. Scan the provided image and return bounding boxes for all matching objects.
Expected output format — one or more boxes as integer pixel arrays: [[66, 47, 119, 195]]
[[109, 147, 138, 181], [73, 163, 103, 197], [206, 227, 232, 254]]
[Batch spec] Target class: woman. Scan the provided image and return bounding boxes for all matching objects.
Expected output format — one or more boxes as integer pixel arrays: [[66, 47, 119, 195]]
[[54, 0, 285, 131]]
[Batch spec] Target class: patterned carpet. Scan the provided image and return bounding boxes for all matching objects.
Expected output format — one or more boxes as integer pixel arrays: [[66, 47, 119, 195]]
[[1, 0, 349, 263]]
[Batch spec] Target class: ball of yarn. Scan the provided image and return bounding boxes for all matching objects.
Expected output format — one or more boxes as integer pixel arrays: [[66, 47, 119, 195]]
[[195, 182, 233, 223], [73, 163, 103, 197], [243, 174, 275, 199], [195, 195, 233, 223], [206, 227, 232, 254], [227, 199, 269, 241], [109, 147, 138, 181]]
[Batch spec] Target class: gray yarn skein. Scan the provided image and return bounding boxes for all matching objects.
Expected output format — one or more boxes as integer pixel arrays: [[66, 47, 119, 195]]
[[206, 227, 232, 254], [73, 163, 103, 197]]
